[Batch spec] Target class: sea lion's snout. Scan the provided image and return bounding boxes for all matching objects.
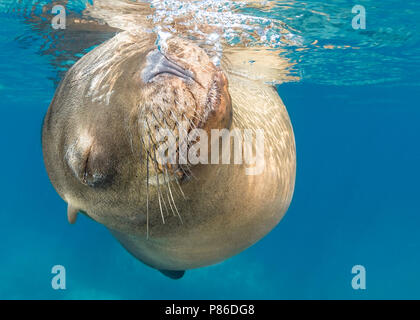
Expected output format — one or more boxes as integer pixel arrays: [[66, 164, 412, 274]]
[[137, 37, 232, 178]]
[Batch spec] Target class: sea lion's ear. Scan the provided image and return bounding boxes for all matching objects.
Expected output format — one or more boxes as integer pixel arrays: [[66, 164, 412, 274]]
[[159, 269, 186, 280]]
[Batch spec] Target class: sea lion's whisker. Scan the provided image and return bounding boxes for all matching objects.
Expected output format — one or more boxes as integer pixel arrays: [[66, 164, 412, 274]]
[[164, 110, 196, 181], [165, 166, 183, 223], [153, 162, 165, 224], [177, 162, 193, 180], [151, 109, 166, 128], [161, 165, 176, 217], [164, 166, 179, 216], [154, 108, 180, 148], [186, 117, 199, 132], [151, 144, 171, 218], [183, 164, 198, 181], [188, 112, 203, 124], [150, 109, 193, 184], [177, 116, 199, 182], [146, 119, 166, 224], [174, 174, 187, 200]]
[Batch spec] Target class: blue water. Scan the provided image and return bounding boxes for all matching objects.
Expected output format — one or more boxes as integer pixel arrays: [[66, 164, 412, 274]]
[[1, 0, 419, 299]]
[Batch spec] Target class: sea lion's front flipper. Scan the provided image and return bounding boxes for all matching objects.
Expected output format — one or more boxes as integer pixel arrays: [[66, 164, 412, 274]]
[[159, 270, 185, 280], [67, 204, 79, 224]]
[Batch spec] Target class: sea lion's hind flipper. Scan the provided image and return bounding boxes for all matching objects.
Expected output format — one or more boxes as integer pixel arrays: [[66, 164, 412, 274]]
[[159, 269, 185, 280]]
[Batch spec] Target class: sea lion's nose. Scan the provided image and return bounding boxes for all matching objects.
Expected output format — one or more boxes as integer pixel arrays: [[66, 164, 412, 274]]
[[141, 49, 195, 83]]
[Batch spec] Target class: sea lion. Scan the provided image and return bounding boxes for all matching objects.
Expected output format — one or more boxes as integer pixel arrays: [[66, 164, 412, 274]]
[[41, 3, 296, 279]]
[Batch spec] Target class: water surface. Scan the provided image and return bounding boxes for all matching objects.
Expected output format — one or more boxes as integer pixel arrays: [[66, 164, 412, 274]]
[[0, 0, 419, 299]]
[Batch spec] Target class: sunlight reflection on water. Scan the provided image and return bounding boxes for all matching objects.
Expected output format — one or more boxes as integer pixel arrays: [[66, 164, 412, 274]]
[[2, 0, 420, 86]]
